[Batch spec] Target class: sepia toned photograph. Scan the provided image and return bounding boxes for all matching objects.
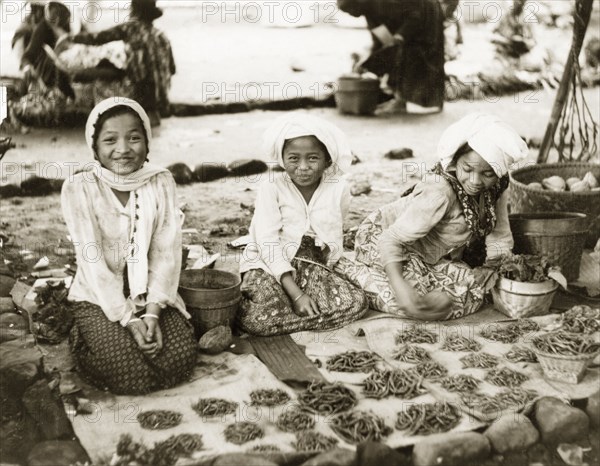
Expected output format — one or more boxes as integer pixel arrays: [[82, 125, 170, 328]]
[[0, 1, 599, 465]]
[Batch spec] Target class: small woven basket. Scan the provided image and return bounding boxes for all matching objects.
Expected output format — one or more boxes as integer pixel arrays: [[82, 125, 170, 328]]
[[532, 348, 599, 384], [492, 278, 558, 319], [509, 212, 588, 282], [509, 162, 600, 248]]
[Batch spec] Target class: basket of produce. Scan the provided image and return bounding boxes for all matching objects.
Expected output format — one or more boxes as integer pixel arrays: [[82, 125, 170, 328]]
[[559, 305, 600, 334], [491, 255, 566, 318], [509, 162, 600, 247], [531, 331, 600, 384], [509, 212, 588, 282]]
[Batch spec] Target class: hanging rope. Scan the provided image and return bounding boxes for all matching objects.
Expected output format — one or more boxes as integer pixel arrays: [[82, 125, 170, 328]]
[[555, 53, 598, 161]]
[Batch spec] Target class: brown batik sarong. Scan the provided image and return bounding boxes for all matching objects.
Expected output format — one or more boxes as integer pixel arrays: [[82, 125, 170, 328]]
[[335, 210, 494, 320], [69, 301, 197, 395], [238, 236, 369, 336]]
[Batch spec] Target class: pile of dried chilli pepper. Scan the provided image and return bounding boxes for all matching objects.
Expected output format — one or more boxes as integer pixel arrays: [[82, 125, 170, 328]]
[[326, 351, 379, 373], [561, 306, 600, 334], [250, 388, 291, 406], [362, 369, 426, 399], [298, 382, 357, 415], [251, 444, 281, 452], [441, 334, 482, 352], [410, 360, 448, 379], [533, 331, 600, 356], [223, 422, 264, 444], [191, 398, 238, 417], [460, 352, 499, 369], [137, 410, 182, 430], [330, 410, 392, 444], [504, 346, 538, 363], [392, 344, 431, 363], [153, 433, 203, 458], [484, 367, 529, 387], [462, 388, 537, 415], [276, 409, 315, 432], [480, 319, 538, 343], [439, 374, 480, 393], [395, 402, 461, 435], [293, 431, 339, 451], [395, 326, 438, 344]]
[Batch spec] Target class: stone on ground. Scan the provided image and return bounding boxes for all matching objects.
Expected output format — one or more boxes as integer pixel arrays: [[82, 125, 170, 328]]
[[484, 412, 539, 453], [27, 440, 89, 466], [300, 447, 355, 466], [585, 390, 600, 428], [533, 396, 590, 445], [412, 431, 491, 466], [22, 380, 73, 440]]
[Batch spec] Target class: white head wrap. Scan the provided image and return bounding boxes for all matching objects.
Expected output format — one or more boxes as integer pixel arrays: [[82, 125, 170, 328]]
[[437, 113, 529, 177], [262, 113, 352, 176]]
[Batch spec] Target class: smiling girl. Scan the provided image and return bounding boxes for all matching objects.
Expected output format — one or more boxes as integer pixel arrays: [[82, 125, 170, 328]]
[[61, 98, 196, 395], [238, 114, 368, 336], [338, 113, 529, 321]]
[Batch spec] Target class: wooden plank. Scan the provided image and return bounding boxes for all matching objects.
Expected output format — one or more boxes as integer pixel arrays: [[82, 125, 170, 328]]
[[248, 335, 326, 385]]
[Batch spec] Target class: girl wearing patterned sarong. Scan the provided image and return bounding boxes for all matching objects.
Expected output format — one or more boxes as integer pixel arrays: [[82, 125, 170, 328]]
[[336, 113, 529, 321], [238, 114, 369, 336], [61, 98, 196, 395]]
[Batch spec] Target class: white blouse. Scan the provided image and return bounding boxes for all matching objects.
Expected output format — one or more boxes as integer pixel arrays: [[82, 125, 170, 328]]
[[61, 171, 189, 326]]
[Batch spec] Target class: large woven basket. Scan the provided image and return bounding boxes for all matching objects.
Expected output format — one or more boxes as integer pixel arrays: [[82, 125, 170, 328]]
[[509, 212, 588, 282], [492, 277, 558, 318], [509, 162, 600, 248]]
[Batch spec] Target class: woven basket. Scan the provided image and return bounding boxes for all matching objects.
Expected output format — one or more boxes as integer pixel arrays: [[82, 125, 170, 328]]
[[492, 277, 558, 318], [532, 346, 599, 384], [509, 162, 600, 248], [509, 212, 588, 282]]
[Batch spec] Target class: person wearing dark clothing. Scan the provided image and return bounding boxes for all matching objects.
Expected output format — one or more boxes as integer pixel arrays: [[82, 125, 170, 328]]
[[338, 0, 446, 114], [11, 2, 45, 64], [72, 0, 176, 126], [21, 2, 75, 99]]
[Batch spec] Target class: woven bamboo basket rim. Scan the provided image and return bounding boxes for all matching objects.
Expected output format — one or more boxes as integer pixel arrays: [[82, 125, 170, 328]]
[[532, 347, 600, 361], [510, 162, 600, 198], [495, 279, 558, 297]]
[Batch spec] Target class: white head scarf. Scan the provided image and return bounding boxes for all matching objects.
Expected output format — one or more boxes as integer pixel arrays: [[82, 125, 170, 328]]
[[262, 113, 352, 177], [437, 113, 529, 177], [85, 97, 166, 191]]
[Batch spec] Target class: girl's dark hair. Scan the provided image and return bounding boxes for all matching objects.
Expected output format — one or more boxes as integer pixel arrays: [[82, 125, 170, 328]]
[[92, 105, 149, 154], [454, 142, 473, 159], [46, 2, 71, 32], [283, 135, 333, 167]]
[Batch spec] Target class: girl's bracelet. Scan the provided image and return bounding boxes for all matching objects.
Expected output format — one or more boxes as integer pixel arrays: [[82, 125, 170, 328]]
[[293, 292, 305, 303], [140, 314, 159, 320]]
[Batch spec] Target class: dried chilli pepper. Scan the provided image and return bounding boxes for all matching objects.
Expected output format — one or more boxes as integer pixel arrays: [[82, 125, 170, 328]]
[[395, 402, 461, 435], [392, 344, 431, 363], [326, 351, 380, 373], [191, 398, 238, 417], [533, 331, 600, 356], [137, 410, 182, 430], [439, 374, 480, 393], [249, 389, 291, 406], [395, 326, 438, 344], [410, 360, 448, 380], [460, 352, 499, 369], [362, 369, 426, 399], [298, 382, 357, 415], [504, 346, 538, 363], [276, 409, 315, 432], [441, 334, 482, 352], [330, 410, 392, 444], [223, 422, 264, 445], [293, 431, 339, 451], [484, 367, 529, 387]]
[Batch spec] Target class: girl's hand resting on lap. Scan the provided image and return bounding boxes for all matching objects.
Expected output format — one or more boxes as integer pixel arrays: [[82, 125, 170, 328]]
[[126, 318, 162, 356], [293, 293, 320, 317]]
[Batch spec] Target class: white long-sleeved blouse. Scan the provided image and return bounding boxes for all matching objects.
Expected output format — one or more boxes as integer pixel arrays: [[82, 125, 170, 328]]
[[61, 171, 189, 326]]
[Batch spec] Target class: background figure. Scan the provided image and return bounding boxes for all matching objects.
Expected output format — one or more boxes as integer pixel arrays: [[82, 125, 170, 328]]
[[492, 0, 536, 59], [11, 2, 45, 66], [20, 1, 75, 99], [439, 0, 462, 61], [338, 0, 445, 115], [72, 0, 176, 126]]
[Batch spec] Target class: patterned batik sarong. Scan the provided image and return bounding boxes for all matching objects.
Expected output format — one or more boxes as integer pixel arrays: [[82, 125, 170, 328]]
[[238, 236, 369, 336], [334, 210, 495, 320], [69, 301, 197, 395]]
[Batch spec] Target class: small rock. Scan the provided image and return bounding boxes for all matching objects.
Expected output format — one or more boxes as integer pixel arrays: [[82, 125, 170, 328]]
[[0, 312, 29, 343], [0, 274, 16, 298], [350, 180, 372, 196], [351, 153, 361, 165], [212, 453, 277, 466], [27, 440, 89, 466], [300, 447, 355, 466], [22, 380, 73, 440], [533, 397, 590, 444], [412, 432, 491, 466], [355, 441, 409, 466], [585, 389, 599, 428], [21, 177, 54, 196], [0, 414, 41, 464], [198, 326, 232, 354], [193, 163, 230, 182], [0, 184, 22, 198], [167, 163, 195, 185], [228, 159, 268, 177], [484, 412, 539, 453], [0, 341, 42, 396], [384, 148, 414, 160]]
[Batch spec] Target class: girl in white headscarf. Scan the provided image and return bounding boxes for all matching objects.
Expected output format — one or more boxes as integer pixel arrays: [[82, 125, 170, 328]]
[[238, 113, 368, 336], [337, 113, 529, 320], [61, 97, 196, 395]]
